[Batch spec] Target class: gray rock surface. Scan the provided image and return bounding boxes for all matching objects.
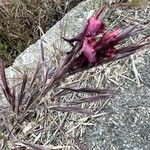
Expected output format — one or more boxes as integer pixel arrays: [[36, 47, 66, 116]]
[[85, 52, 150, 150]]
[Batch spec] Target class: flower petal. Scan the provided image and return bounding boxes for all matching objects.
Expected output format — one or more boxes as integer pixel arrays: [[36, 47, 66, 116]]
[[85, 17, 105, 37], [84, 8, 105, 37], [94, 28, 121, 50], [82, 38, 96, 63], [104, 28, 121, 43]]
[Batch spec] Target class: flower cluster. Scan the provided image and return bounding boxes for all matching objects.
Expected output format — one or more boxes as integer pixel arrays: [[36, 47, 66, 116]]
[[67, 7, 122, 63], [63, 7, 149, 74]]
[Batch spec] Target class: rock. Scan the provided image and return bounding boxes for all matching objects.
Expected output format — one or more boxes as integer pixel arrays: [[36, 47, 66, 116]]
[[85, 52, 150, 150]]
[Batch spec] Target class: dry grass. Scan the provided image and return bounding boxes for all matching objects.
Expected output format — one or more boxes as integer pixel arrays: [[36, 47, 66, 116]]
[[0, 1, 150, 150], [0, 0, 84, 66]]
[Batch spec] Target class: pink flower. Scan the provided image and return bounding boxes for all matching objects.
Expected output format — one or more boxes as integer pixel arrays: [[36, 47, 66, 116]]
[[65, 8, 148, 66], [85, 17, 104, 37], [84, 8, 105, 37], [82, 37, 96, 63], [102, 28, 121, 44], [62, 8, 105, 45], [95, 28, 121, 48], [82, 28, 122, 62], [93, 28, 122, 58]]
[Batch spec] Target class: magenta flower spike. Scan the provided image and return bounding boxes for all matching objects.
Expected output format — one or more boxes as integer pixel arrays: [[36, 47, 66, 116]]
[[84, 7, 105, 37], [60, 7, 150, 75], [79, 7, 106, 63], [82, 28, 122, 62], [62, 7, 105, 44], [94, 28, 122, 58], [102, 28, 121, 44], [95, 28, 121, 48], [82, 37, 96, 63], [67, 23, 150, 74]]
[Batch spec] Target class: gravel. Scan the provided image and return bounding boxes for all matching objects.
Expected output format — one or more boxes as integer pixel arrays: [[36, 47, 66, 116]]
[[85, 52, 150, 150]]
